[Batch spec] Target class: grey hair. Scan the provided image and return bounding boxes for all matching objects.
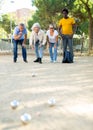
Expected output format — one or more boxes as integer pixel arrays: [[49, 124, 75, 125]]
[[31, 23, 41, 30], [19, 23, 25, 27]]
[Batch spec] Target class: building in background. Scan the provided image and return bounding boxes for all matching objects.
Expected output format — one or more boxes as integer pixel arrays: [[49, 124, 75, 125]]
[[0, 8, 35, 39], [9, 8, 35, 26], [16, 8, 34, 25], [0, 0, 36, 39]]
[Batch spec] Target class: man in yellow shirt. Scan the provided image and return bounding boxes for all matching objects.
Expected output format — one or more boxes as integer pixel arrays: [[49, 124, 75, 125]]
[[59, 8, 76, 63]]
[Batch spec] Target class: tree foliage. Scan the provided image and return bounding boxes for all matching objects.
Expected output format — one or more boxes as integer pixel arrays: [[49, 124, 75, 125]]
[[28, 0, 93, 50], [28, 0, 75, 30], [0, 14, 15, 35], [73, 0, 93, 50]]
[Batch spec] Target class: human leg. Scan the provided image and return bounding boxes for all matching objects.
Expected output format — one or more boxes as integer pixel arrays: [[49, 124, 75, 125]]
[[49, 43, 53, 62], [13, 39, 18, 62]]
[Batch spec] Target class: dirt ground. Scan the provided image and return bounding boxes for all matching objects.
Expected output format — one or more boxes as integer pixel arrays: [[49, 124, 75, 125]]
[[0, 55, 93, 130]]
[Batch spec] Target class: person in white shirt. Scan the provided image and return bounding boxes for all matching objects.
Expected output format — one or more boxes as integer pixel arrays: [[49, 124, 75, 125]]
[[46, 24, 58, 62], [29, 23, 46, 63]]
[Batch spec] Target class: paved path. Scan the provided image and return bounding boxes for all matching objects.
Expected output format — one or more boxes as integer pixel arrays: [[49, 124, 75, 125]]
[[0, 55, 93, 130]]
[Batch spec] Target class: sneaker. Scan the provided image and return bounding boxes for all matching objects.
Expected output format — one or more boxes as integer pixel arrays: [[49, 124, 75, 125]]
[[24, 60, 28, 63], [13, 59, 17, 63], [53, 60, 57, 63], [34, 58, 39, 62], [39, 58, 42, 64]]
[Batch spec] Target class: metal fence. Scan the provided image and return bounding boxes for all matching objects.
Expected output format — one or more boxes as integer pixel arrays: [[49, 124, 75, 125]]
[[0, 40, 13, 53], [0, 38, 89, 55], [57, 37, 89, 54]]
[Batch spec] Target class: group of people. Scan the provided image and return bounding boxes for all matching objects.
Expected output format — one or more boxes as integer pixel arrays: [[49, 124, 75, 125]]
[[12, 8, 76, 63]]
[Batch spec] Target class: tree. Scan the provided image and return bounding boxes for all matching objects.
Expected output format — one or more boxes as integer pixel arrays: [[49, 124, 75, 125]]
[[73, 0, 93, 52], [28, 12, 41, 31], [0, 14, 15, 37], [28, 0, 76, 29], [28, 0, 93, 51], [28, 0, 72, 30]]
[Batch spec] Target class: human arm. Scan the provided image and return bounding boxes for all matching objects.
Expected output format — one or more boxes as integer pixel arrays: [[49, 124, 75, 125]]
[[39, 31, 46, 47], [46, 35, 50, 48], [46, 30, 50, 48], [58, 25, 65, 39], [54, 31, 58, 48], [29, 32, 34, 49], [55, 35, 58, 43], [58, 19, 63, 37], [72, 23, 77, 35], [69, 18, 77, 38], [22, 34, 27, 47], [69, 24, 76, 38], [46, 35, 49, 43], [58, 25, 62, 35], [14, 32, 23, 40]]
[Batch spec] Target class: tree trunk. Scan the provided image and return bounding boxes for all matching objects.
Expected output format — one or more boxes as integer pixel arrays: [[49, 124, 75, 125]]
[[80, 0, 93, 53], [89, 17, 93, 53]]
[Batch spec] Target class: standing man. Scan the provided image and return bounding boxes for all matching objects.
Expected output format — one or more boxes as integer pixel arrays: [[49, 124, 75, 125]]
[[12, 23, 27, 63], [59, 8, 76, 63]]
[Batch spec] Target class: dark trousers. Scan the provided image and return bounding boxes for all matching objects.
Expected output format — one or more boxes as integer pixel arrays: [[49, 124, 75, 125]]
[[62, 35, 74, 59], [13, 39, 27, 61]]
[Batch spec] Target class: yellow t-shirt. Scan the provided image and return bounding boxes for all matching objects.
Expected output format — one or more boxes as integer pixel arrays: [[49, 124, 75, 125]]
[[59, 17, 75, 35]]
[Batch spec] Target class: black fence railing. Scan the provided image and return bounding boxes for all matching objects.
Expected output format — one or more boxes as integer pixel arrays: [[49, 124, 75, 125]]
[[0, 38, 90, 54]]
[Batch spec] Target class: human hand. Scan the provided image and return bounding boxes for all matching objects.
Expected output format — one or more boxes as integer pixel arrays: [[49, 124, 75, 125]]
[[69, 34, 73, 38], [39, 44, 43, 48], [22, 43, 26, 48], [49, 43, 51, 48], [19, 32, 22, 35], [54, 43, 57, 48], [18, 32, 23, 39], [31, 45, 34, 50], [61, 34, 65, 39]]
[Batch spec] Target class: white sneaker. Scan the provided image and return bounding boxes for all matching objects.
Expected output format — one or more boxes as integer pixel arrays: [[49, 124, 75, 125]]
[[53, 60, 57, 63]]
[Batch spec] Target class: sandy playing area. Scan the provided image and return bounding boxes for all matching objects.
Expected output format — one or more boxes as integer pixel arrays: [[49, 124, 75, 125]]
[[0, 55, 93, 130]]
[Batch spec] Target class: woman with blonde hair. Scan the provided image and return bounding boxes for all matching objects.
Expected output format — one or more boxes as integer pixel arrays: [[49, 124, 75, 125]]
[[46, 24, 58, 63]]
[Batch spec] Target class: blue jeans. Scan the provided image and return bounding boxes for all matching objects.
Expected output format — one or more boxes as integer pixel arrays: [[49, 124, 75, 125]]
[[35, 43, 43, 58], [62, 35, 73, 58], [13, 39, 27, 61], [49, 43, 58, 61]]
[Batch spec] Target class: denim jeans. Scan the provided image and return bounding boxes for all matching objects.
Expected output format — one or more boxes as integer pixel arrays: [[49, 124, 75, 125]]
[[35, 43, 43, 58], [49, 43, 58, 62], [13, 39, 27, 61], [62, 35, 73, 58]]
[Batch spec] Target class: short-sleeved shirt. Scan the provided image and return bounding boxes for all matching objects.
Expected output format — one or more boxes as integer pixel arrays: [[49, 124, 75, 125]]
[[59, 17, 75, 35], [46, 30, 58, 43], [12, 26, 27, 40]]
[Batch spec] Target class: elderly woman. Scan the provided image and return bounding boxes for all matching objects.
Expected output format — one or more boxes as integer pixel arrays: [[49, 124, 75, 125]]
[[29, 23, 46, 64], [46, 24, 58, 63]]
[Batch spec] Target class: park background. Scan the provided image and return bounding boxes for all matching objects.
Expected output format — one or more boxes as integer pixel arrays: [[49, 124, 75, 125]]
[[0, 1, 93, 130], [0, 0, 93, 55]]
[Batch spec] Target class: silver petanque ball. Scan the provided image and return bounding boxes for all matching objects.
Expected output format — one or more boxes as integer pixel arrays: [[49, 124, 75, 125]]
[[10, 100, 19, 109], [20, 113, 32, 125], [32, 73, 36, 77], [48, 98, 56, 107]]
